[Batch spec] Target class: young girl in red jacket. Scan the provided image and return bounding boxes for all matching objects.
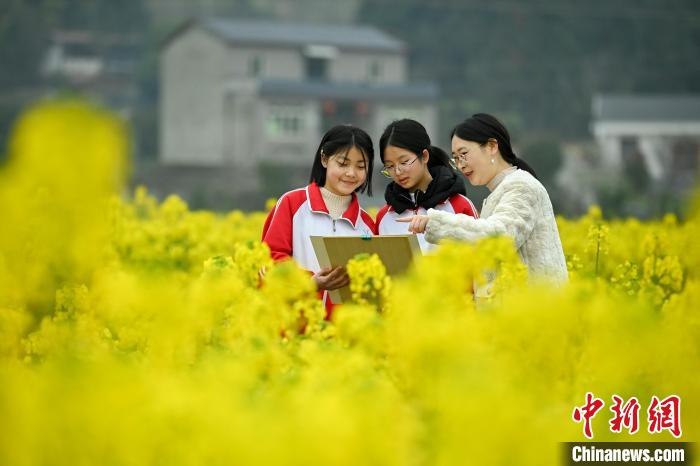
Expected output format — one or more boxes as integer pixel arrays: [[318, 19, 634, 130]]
[[376, 119, 478, 252], [261, 124, 376, 313]]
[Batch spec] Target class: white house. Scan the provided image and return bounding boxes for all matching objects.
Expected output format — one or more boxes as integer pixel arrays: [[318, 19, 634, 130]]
[[591, 94, 700, 193], [42, 30, 140, 117], [156, 18, 438, 208]]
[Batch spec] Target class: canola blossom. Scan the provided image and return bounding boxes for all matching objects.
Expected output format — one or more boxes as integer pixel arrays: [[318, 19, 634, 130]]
[[0, 100, 699, 465]]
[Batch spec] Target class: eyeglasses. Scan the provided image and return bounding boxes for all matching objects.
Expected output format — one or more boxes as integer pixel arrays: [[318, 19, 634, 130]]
[[450, 142, 490, 167], [381, 156, 419, 178], [450, 153, 470, 167]]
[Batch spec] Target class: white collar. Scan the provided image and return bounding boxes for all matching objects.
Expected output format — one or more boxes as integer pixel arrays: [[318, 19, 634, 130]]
[[487, 166, 517, 192]]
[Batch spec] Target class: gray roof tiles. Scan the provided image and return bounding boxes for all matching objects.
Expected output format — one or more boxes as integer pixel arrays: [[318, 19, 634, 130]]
[[201, 18, 404, 52], [594, 95, 700, 122]]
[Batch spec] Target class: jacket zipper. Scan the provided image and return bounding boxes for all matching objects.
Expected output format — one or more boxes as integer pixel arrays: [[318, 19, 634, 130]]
[[398, 192, 418, 211], [398, 192, 413, 205]]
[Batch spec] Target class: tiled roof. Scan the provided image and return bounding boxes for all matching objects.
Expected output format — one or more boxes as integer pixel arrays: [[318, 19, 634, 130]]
[[593, 94, 700, 122], [201, 18, 404, 52]]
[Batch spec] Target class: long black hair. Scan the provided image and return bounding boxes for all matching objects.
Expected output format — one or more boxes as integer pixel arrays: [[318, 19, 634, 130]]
[[379, 118, 456, 173], [309, 124, 374, 196], [451, 113, 537, 178]]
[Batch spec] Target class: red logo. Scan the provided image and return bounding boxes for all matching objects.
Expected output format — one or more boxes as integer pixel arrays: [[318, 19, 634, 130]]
[[573, 392, 605, 439], [648, 395, 682, 438], [609, 395, 640, 434], [573, 393, 682, 439]]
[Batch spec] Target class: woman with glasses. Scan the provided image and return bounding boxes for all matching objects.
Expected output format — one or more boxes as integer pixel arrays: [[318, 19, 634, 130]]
[[375, 119, 478, 252], [398, 113, 568, 283]]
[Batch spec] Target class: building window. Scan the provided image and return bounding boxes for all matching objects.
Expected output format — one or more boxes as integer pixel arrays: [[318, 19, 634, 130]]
[[248, 55, 263, 77], [265, 103, 306, 138], [303, 44, 336, 81], [368, 61, 382, 81], [620, 136, 649, 190], [671, 139, 699, 173], [668, 138, 699, 191], [620, 137, 639, 159], [305, 57, 327, 81]]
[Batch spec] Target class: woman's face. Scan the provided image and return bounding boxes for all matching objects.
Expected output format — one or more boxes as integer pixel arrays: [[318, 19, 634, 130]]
[[382, 145, 430, 192], [322, 146, 367, 196], [450, 135, 496, 186]]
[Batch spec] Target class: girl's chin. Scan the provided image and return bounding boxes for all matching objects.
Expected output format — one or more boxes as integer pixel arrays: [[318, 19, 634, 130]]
[[335, 182, 360, 194]]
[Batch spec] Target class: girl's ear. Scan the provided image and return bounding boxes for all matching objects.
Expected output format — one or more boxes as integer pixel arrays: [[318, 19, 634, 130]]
[[421, 148, 430, 165], [320, 152, 328, 168]]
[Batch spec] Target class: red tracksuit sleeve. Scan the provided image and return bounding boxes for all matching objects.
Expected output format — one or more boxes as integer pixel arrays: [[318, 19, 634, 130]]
[[450, 194, 480, 219], [261, 195, 294, 262]]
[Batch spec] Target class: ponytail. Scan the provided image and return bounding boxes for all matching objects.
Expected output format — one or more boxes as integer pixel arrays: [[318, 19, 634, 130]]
[[426, 145, 458, 173], [512, 157, 537, 177], [380, 119, 455, 172]]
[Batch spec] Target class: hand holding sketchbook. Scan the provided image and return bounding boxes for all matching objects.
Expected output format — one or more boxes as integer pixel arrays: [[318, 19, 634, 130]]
[[310, 234, 421, 303]]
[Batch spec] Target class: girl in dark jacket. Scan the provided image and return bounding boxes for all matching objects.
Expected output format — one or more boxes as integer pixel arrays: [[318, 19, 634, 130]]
[[375, 119, 478, 252]]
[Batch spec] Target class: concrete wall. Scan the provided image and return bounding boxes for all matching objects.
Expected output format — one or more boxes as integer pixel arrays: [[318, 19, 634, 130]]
[[160, 28, 229, 165], [222, 44, 407, 84], [329, 51, 405, 84], [371, 103, 438, 143], [224, 46, 304, 80], [257, 99, 321, 165], [222, 80, 260, 170], [220, 45, 406, 84]]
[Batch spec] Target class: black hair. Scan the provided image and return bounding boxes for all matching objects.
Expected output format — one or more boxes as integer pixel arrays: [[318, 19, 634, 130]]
[[379, 118, 456, 173], [309, 124, 374, 196], [451, 113, 538, 178]]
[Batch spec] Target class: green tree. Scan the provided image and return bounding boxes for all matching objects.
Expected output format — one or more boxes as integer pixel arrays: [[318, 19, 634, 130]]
[[357, 0, 700, 138], [521, 137, 563, 190]]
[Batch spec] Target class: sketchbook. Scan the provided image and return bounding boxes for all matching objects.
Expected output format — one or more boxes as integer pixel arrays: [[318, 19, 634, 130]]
[[310, 234, 421, 303]]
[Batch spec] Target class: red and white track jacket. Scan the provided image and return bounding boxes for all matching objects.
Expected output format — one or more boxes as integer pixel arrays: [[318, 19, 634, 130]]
[[376, 194, 479, 252], [261, 182, 376, 309]]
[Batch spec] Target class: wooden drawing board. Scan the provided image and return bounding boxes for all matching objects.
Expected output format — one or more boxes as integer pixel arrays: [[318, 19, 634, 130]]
[[310, 234, 421, 303]]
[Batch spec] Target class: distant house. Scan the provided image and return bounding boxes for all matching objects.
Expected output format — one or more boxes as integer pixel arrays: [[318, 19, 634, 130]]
[[591, 95, 700, 194], [42, 30, 140, 116], [156, 18, 438, 208]]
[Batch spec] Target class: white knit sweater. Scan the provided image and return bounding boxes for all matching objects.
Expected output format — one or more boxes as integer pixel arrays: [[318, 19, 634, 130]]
[[425, 169, 568, 283]]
